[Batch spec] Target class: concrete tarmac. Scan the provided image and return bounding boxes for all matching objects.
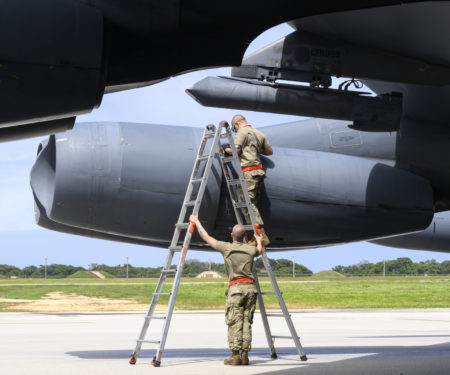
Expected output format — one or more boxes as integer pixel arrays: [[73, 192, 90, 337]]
[[0, 309, 449, 375]]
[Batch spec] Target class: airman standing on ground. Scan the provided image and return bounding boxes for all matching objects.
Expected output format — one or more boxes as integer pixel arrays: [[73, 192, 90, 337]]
[[224, 114, 273, 245], [189, 213, 263, 365]]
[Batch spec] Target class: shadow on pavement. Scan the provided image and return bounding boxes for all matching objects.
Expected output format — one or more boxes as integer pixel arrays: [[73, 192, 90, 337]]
[[67, 342, 450, 373]]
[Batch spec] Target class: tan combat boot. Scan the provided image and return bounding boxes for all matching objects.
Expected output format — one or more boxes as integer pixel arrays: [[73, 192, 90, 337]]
[[241, 350, 249, 365], [247, 237, 257, 246], [224, 350, 241, 365], [260, 228, 270, 246], [247, 228, 270, 247]]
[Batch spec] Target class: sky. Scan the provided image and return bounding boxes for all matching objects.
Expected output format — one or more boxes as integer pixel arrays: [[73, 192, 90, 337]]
[[0, 23, 448, 273]]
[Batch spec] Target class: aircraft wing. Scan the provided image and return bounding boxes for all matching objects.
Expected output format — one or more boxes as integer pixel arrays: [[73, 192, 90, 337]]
[[0, 0, 429, 141]]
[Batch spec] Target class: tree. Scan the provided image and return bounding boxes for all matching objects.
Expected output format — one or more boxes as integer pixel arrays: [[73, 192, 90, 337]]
[[255, 258, 312, 275], [20, 266, 38, 277], [440, 260, 450, 274], [0, 264, 21, 278]]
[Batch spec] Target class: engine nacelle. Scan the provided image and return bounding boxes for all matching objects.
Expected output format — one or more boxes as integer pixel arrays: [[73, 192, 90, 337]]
[[31, 122, 434, 250]]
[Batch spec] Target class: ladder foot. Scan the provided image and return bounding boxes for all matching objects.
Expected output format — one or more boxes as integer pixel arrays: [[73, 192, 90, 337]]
[[129, 355, 137, 365], [300, 355, 308, 362], [271, 352, 277, 359], [151, 356, 161, 367]]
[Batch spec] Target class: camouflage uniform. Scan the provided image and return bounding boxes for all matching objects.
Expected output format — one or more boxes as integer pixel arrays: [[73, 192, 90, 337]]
[[225, 283, 257, 351], [234, 125, 271, 225], [216, 240, 259, 352]]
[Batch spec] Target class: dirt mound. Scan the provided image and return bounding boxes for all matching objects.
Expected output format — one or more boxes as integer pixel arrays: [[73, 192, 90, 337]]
[[4, 292, 151, 312], [68, 271, 114, 279]]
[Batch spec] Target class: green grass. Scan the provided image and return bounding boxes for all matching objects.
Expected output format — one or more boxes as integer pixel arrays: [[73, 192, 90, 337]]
[[0, 276, 449, 311]]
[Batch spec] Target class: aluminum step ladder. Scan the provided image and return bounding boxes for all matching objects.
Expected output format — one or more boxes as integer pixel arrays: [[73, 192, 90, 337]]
[[129, 121, 306, 367]]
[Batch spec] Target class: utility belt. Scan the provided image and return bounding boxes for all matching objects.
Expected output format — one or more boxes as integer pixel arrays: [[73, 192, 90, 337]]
[[229, 277, 255, 287], [242, 165, 263, 173]]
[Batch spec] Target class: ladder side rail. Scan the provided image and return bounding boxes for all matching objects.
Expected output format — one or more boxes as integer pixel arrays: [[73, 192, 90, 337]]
[[260, 251, 307, 359], [153, 243, 190, 365], [190, 128, 222, 219], [172, 125, 216, 245]]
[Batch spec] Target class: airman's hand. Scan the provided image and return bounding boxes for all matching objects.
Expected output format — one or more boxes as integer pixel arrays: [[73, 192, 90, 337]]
[[189, 214, 199, 224]]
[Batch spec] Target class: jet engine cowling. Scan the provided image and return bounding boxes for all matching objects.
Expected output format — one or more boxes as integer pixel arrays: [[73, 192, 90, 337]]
[[31, 122, 434, 250]]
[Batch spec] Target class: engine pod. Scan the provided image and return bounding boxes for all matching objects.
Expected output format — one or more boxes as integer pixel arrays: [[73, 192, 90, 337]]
[[31, 122, 222, 243], [31, 122, 434, 250]]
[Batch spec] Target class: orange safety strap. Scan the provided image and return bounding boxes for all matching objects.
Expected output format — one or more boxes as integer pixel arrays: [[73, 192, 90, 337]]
[[229, 277, 255, 287], [242, 165, 263, 173]]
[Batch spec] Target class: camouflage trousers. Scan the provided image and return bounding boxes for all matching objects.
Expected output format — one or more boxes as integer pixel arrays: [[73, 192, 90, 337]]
[[236, 171, 264, 225], [225, 283, 258, 351]]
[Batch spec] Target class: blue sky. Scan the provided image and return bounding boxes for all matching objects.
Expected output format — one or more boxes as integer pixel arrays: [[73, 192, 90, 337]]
[[0, 23, 448, 272]]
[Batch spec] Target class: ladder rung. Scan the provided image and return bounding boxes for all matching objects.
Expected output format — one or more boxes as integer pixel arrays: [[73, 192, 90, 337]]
[[185, 201, 196, 207], [222, 156, 234, 163], [175, 222, 189, 229], [272, 335, 296, 340], [266, 313, 285, 317], [169, 246, 182, 252], [145, 315, 167, 320], [197, 156, 209, 161], [191, 178, 203, 184], [162, 269, 176, 273], [243, 225, 254, 230], [137, 339, 160, 344], [261, 292, 276, 295], [227, 179, 241, 186], [153, 292, 171, 296], [234, 202, 248, 208]]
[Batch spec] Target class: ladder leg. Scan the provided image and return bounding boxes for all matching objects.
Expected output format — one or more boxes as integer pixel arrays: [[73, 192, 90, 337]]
[[129, 123, 224, 367], [151, 245, 189, 367], [253, 267, 277, 359], [130, 250, 175, 363], [261, 252, 307, 361]]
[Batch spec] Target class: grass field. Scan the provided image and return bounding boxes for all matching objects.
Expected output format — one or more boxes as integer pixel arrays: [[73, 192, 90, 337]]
[[0, 275, 449, 312]]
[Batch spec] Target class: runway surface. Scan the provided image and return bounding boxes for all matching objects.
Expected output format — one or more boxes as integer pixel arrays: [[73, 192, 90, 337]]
[[0, 309, 449, 375]]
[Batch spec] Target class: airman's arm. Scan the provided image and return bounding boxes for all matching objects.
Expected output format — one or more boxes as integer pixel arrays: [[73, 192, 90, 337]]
[[189, 214, 217, 249]]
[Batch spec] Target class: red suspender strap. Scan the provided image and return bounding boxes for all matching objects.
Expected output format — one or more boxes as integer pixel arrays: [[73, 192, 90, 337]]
[[229, 277, 255, 287], [242, 165, 263, 173]]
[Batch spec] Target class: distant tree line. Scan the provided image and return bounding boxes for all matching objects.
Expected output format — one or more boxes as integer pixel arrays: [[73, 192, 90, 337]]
[[89, 258, 312, 277], [333, 257, 450, 276], [0, 264, 84, 279], [2, 257, 448, 279], [0, 258, 312, 278]]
